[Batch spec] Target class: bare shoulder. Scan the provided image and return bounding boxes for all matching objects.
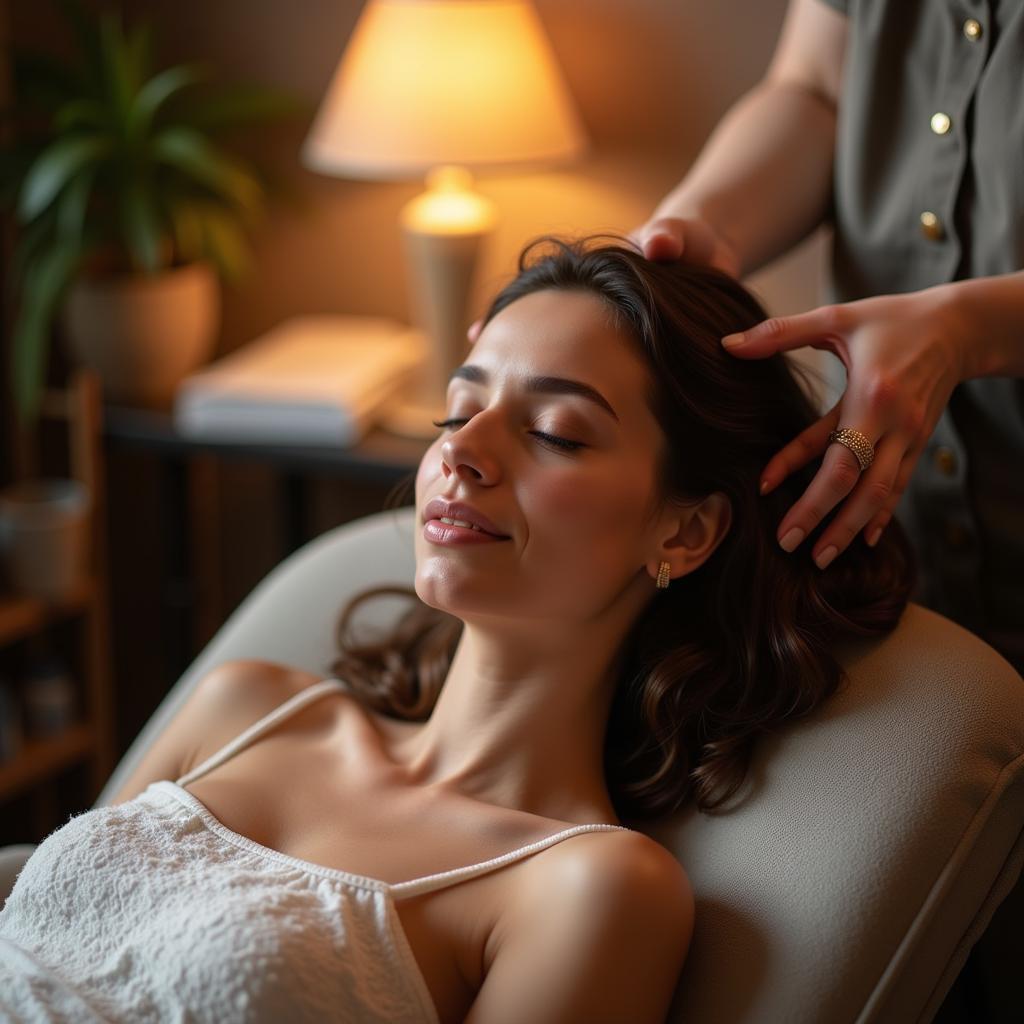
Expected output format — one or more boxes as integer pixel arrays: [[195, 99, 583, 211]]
[[468, 829, 694, 1024], [522, 826, 692, 918], [539, 827, 694, 952], [192, 658, 325, 713], [181, 659, 334, 761], [105, 659, 327, 806]]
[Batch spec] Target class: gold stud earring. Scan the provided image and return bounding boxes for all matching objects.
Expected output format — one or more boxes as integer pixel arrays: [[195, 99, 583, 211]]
[[655, 561, 671, 589]]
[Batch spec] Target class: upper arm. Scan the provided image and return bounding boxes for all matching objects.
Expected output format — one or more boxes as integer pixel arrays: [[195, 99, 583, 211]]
[[105, 658, 295, 806], [765, 0, 849, 109], [465, 833, 695, 1024]]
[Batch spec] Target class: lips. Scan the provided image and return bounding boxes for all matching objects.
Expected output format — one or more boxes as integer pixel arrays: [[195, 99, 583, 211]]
[[422, 498, 509, 538]]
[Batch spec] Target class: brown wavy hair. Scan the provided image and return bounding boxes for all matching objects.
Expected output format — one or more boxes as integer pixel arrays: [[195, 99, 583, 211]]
[[327, 235, 916, 823]]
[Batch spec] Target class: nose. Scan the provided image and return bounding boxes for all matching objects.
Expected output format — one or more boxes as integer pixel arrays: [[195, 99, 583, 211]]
[[439, 416, 502, 485]]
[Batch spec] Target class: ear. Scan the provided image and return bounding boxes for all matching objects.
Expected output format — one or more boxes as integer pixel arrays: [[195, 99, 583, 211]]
[[646, 492, 732, 585]]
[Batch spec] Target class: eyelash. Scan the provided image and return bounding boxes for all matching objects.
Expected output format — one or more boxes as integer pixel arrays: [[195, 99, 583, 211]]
[[431, 417, 586, 452]]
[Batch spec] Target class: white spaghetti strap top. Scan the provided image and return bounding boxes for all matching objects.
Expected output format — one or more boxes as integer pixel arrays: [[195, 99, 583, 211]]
[[0, 676, 634, 1024], [175, 677, 632, 898]]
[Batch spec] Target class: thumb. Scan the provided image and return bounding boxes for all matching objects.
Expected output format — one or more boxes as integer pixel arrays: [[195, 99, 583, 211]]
[[641, 231, 684, 262], [631, 218, 686, 262]]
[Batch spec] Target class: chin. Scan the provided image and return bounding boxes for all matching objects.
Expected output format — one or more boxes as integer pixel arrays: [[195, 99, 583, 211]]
[[413, 571, 464, 612], [413, 568, 504, 620]]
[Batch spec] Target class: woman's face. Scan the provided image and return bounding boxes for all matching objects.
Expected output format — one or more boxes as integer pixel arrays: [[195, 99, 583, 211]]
[[414, 287, 671, 626]]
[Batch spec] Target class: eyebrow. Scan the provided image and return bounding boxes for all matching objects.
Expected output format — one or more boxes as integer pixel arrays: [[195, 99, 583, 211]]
[[449, 365, 620, 423]]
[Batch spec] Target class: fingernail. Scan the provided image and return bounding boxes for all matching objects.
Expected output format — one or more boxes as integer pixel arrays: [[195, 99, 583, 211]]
[[760, 478, 771, 495], [722, 332, 745, 349], [815, 545, 838, 570], [779, 527, 805, 552], [866, 526, 883, 547]]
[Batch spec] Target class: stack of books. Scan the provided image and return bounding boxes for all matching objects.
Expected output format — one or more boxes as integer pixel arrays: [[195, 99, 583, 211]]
[[174, 316, 426, 446]]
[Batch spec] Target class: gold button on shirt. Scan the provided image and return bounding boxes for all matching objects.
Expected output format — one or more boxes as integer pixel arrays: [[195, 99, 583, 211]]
[[920, 211, 944, 240], [931, 112, 951, 135], [933, 446, 958, 476], [963, 18, 983, 41]]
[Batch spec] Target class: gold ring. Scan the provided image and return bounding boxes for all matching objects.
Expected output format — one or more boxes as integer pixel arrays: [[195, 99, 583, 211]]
[[828, 428, 875, 471]]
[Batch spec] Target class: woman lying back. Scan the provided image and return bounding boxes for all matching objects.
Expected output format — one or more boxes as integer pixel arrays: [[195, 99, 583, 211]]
[[0, 236, 914, 1024]]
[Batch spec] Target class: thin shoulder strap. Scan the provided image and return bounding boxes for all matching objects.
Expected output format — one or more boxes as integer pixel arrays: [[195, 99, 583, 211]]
[[388, 822, 633, 900], [175, 677, 347, 787]]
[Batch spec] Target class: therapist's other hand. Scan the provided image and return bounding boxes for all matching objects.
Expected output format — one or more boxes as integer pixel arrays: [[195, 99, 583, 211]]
[[722, 288, 969, 568], [629, 216, 741, 277]]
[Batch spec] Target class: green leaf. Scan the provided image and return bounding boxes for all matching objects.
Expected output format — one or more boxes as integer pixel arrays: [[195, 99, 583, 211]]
[[57, 164, 97, 246], [197, 204, 250, 283], [165, 198, 205, 264], [54, 97, 107, 134], [124, 21, 155, 94], [17, 134, 110, 222], [98, 11, 133, 126], [151, 126, 264, 214], [119, 180, 164, 272], [127, 63, 207, 143], [8, 210, 59, 291], [10, 243, 82, 428]]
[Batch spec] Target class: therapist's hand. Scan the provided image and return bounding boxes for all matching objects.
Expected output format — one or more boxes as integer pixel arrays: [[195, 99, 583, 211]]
[[721, 287, 970, 568], [629, 216, 741, 276]]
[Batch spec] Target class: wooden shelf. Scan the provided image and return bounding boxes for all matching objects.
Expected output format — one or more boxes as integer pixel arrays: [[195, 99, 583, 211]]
[[0, 723, 95, 802], [0, 369, 115, 834], [0, 576, 97, 648]]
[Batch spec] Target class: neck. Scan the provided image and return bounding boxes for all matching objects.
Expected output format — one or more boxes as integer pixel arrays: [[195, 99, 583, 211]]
[[386, 614, 638, 825]]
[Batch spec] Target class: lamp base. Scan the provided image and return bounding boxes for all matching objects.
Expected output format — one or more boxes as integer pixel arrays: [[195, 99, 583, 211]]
[[377, 391, 446, 440]]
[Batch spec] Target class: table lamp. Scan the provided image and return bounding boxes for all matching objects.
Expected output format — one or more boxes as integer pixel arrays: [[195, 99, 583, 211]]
[[302, 0, 587, 438]]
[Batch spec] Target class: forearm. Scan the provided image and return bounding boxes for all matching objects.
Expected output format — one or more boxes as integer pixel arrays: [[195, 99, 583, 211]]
[[936, 270, 1024, 379], [652, 78, 836, 278]]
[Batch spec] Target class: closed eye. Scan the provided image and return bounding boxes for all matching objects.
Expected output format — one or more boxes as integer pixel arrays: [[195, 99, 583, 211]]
[[431, 417, 586, 452]]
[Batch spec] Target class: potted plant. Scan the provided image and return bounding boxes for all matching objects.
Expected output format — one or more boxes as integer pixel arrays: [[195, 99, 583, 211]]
[[2, 1, 305, 425]]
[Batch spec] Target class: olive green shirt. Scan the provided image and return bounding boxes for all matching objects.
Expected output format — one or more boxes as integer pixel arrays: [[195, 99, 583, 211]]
[[817, 0, 1024, 670]]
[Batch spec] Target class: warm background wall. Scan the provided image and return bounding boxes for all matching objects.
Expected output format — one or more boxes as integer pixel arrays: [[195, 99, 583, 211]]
[[5, 0, 833, 753], [51, 0, 830, 357]]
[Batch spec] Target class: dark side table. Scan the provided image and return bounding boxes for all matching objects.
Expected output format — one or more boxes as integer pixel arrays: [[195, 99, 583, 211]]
[[102, 399, 429, 717]]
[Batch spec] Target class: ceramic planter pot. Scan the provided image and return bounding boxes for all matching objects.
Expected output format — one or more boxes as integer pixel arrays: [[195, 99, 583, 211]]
[[0, 478, 90, 601], [61, 262, 220, 405]]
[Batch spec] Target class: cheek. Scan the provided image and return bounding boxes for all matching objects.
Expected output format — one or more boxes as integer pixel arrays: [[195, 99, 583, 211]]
[[529, 461, 654, 545], [415, 445, 443, 500]]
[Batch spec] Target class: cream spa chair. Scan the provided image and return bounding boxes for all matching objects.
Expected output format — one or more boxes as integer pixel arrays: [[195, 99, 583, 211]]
[[2, 506, 1023, 1023]]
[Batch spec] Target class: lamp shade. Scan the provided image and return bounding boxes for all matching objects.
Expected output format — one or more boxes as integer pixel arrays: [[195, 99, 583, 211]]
[[302, 0, 587, 180]]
